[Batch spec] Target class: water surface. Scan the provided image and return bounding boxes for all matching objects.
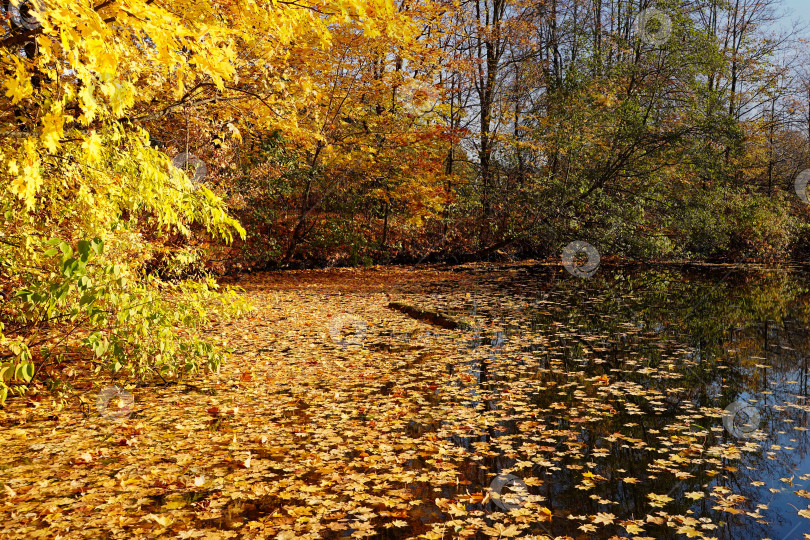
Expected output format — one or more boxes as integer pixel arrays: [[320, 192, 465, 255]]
[[382, 263, 810, 539]]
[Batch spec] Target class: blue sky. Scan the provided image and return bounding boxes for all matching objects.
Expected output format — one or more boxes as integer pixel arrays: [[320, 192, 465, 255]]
[[779, 0, 809, 28]]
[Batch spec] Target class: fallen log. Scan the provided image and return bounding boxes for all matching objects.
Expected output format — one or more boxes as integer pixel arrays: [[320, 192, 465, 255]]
[[386, 302, 464, 330]]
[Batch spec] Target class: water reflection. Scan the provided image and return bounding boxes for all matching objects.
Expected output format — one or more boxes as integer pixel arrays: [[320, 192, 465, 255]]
[[387, 264, 810, 539]]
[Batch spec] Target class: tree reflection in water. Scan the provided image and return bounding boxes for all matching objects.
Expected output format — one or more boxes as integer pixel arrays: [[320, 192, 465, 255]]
[[392, 264, 810, 539]]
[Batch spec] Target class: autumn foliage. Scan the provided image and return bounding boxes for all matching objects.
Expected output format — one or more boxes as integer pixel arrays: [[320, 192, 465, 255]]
[[2, 0, 810, 536]]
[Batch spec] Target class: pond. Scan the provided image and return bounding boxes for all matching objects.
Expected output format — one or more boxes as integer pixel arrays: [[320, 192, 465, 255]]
[[375, 262, 810, 539], [7, 262, 807, 539]]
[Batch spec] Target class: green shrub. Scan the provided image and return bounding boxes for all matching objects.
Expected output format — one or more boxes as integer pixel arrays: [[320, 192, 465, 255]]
[[0, 237, 250, 407]]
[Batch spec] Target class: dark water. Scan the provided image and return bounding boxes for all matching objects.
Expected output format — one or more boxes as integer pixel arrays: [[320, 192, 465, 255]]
[[382, 263, 810, 539]]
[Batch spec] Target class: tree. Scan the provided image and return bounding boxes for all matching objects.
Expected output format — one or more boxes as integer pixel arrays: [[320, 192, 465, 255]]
[[0, 0, 393, 402]]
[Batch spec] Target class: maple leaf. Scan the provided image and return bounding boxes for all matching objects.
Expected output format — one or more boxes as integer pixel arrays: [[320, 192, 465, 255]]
[[481, 523, 522, 537], [622, 520, 645, 534], [143, 513, 173, 527], [592, 512, 615, 525], [447, 502, 467, 517], [677, 525, 703, 537], [3, 63, 32, 103], [40, 105, 65, 153], [648, 493, 674, 508]]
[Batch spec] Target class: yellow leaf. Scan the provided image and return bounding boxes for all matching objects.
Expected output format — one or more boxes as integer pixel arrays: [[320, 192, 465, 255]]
[[622, 520, 644, 534], [648, 493, 674, 508], [447, 502, 467, 517], [164, 499, 187, 510], [41, 104, 65, 154], [81, 132, 103, 163], [592, 512, 615, 525], [3, 60, 33, 103]]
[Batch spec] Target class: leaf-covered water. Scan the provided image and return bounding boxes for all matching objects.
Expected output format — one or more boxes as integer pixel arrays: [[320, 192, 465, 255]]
[[374, 263, 810, 539], [2, 263, 810, 539]]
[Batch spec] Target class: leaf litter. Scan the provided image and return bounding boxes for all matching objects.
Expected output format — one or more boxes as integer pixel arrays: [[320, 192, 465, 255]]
[[2, 263, 810, 539]]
